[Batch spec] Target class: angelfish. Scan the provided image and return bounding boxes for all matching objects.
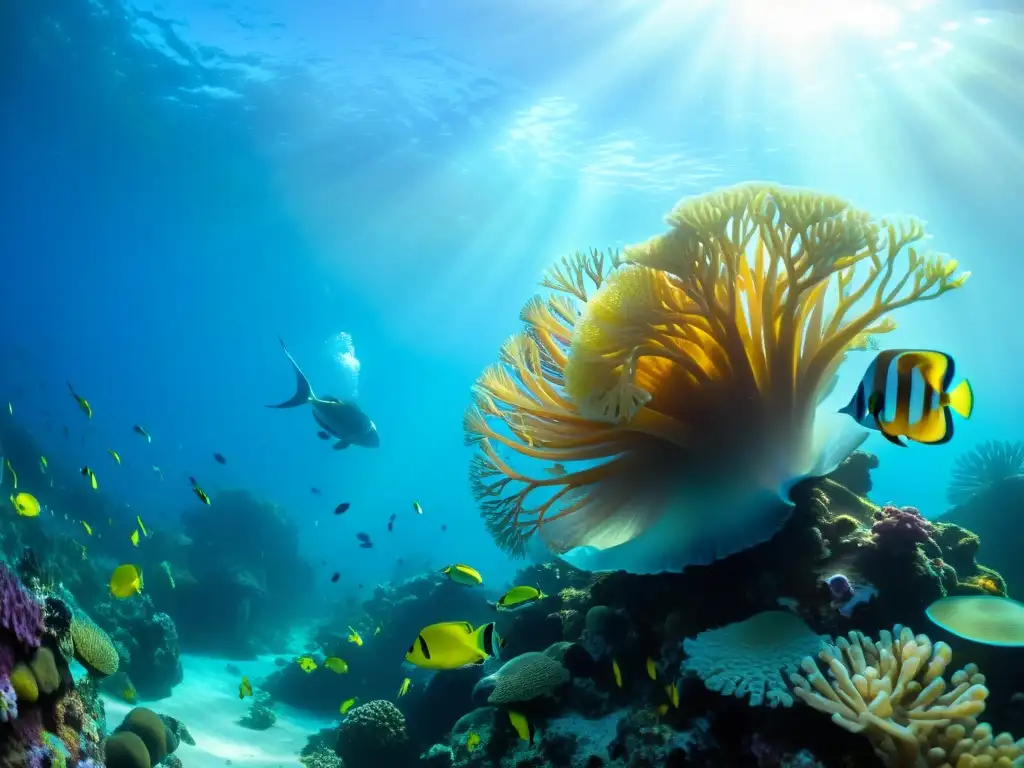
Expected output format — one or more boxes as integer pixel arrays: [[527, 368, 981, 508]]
[[267, 338, 380, 450]]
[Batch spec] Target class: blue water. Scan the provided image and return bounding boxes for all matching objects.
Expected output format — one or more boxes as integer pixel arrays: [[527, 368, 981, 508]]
[[1, 0, 1021, 592]]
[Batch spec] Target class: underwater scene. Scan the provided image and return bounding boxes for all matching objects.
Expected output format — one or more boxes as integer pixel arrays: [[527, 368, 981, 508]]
[[2, 0, 1023, 767]]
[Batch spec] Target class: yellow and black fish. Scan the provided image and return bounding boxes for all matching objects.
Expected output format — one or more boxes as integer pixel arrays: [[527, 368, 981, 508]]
[[239, 676, 253, 699], [405, 621, 504, 671], [67, 382, 92, 418], [188, 476, 211, 505], [10, 492, 40, 518], [81, 466, 98, 490], [612, 658, 623, 688], [441, 564, 483, 587], [110, 564, 143, 599], [108, 449, 121, 464], [840, 349, 973, 447], [495, 585, 546, 610]]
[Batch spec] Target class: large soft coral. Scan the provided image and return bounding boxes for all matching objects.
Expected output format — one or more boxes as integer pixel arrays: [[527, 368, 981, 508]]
[[0, 562, 45, 650], [465, 182, 968, 573]]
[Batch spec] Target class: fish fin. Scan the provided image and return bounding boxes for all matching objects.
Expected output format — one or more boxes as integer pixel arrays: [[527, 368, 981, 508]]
[[880, 429, 907, 447], [912, 408, 955, 446], [943, 379, 974, 419], [333, 441, 350, 450], [793, 406, 870, 484], [267, 338, 315, 407]]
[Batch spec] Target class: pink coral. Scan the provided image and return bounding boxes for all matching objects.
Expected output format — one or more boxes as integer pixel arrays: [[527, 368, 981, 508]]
[[871, 505, 935, 552], [0, 563, 44, 650]]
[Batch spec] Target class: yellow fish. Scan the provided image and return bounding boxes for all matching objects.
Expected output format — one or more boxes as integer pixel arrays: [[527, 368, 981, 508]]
[[136, 515, 148, 537], [374, 626, 382, 636], [413, 500, 424, 515], [440, 564, 483, 587], [664, 681, 679, 708], [10, 492, 40, 518], [840, 349, 973, 447], [6, 459, 17, 489], [495, 585, 546, 610], [347, 627, 363, 646], [340, 697, 356, 714], [109, 564, 143, 599], [296, 656, 317, 673], [465, 732, 481, 752], [191, 485, 211, 505], [67, 382, 92, 418], [612, 658, 623, 689], [239, 676, 253, 699], [324, 657, 349, 674], [81, 466, 98, 490], [81, 521, 93, 536], [108, 449, 121, 465], [656, 703, 670, 717], [397, 678, 411, 697], [508, 710, 535, 745], [131, 530, 140, 547], [646, 657, 657, 681], [39, 456, 47, 473], [120, 683, 137, 703], [405, 621, 504, 671]]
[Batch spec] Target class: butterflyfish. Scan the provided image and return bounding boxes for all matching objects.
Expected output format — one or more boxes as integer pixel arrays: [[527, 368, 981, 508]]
[[340, 697, 357, 714], [441, 564, 483, 587], [10, 492, 40, 517], [324, 657, 349, 674], [296, 656, 317, 673], [190, 481, 211, 505], [108, 449, 121, 464], [67, 382, 92, 418], [465, 732, 481, 752], [81, 466, 98, 490], [646, 657, 657, 681], [81, 521, 93, 536], [612, 658, 623, 688], [840, 349, 973, 447], [131, 530, 140, 547], [6, 459, 17, 489], [133, 424, 151, 442], [136, 515, 148, 537], [413, 500, 424, 515], [109, 564, 143, 598], [664, 681, 680, 708], [495, 585, 546, 610], [405, 621, 504, 671], [508, 710, 535, 745], [347, 626, 363, 646], [239, 676, 253, 699]]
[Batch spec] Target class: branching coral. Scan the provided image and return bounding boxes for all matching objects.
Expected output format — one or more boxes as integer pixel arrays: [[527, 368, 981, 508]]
[[790, 624, 1024, 767], [464, 182, 969, 573], [947, 440, 1024, 507]]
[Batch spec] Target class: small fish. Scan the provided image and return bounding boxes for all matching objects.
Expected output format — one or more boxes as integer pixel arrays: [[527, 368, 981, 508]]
[[213, 452, 227, 465], [331, 572, 340, 583], [133, 424, 152, 442], [356, 532, 372, 544], [131, 530, 140, 547], [612, 658, 623, 689], [412, 500, 423, 515], [840, 349, 973, 447], [80, 466, 98, 490], [465, 732, 481, 753], [397, 677, 411, 697], [311, 487, 322, 495], [109, 564, 143, 599], [441, 524, 447, 532], [334, 502, 350, 515], [239, 676, 253, 699], [6, 459, 17, 489], [495, 585, 546, 610], [359, 542, 372, 549], [190, 480, 211, 505], [656, 703, 670, 717], [108, 449, 121, 464], [646, 657, 657, 681], [136, 515, 148, 537], [67, 382, 92, 418], [152, 465, 164, 481], [81, 521, 93, 536], [324, 657, 349, 674], [296, 656, 317, 673], [10, 492, 40, 518], [347, 626, 363, 646], [120, 683, 138, 704], [317, 431, 330, 440], [405, 621, 504, 671], [441, 564, 483, 587], [545, 463, 567, 477], [39, 456, 47, 473], [340, 697, 357, 714], [6, 402, 10, 414], [664, 681, 679, 708], [508, 710, 535, 745], [374, 626, 381, 636]]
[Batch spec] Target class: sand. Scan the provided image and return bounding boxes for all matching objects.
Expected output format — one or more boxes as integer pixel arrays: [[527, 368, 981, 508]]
[[101, 654, 335, 768]]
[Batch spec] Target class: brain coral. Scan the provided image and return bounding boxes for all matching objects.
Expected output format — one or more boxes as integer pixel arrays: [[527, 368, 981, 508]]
[[336, 700, 410, 768], [0, 562, 44, 649], [486, 651, 570, 705], [464, 182, 969, 575], [104, 730, 152, 768], [682, 611, 825, 707], [118, 707, 170, 764], [71, 612, 119, 677]]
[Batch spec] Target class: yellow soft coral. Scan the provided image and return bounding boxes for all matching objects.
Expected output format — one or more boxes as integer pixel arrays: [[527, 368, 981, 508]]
[[464, 182, 968, 572]]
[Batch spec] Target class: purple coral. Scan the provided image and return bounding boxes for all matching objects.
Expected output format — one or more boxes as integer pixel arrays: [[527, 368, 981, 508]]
[[0, 562, 44, 650], [871, 505, 935, 552], [0, 674, 17, 723]]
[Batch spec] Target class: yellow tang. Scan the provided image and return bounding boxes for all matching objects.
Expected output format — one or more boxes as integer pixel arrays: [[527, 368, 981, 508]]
[[340, 697, 356, 714], [39, 456, 47, 473], [121, 683, 137, 703], [81, 521, 93, 536], [296, 656, 317, 673], [495, 585, 546, 609], [508, 710, 535, 745], [239, 676, 253, 699], [347, 626, 363, 646], [131, 530, 140, 547], [405, 621, 503, 671], [664, 681, 679, 708], [136, 515, 148, 537], [413, 500, 424, 515], [397, 678, 411, 697], [441, 564, 483, 587], [465, 732, 481, 753], [10, 492, 40, 518], [108, 449, 121, 464], [612, 658, 623, 688], [646, 657, 657, 681], [324, 657, 348, 674], [81, 466, 98, 490], [110, 564, 143, 599]]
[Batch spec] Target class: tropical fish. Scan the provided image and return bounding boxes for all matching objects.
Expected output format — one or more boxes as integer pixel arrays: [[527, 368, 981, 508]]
[[239, 676, 253, 699], [10, 492, 40, 517], [405, 621, 504, 671], [81, 521, 93, 536], [840, 349, 973, 447], [131, 530, 140, 547], [646, 657, 657, 681], [331, 572, 340, 583], [311, 487, 322, 495], [110, 564, 143, 598], [324, 657, 349, 674], [441, 564, 483, 587], [413, 501, 423, 515], [334, 503, 350, 515], [81, 466, 98, 490], [189, 477, 211, 505], [441, 524, 447, 532], [39, 456, 47, 473], [508, 710, 535, 744], [317, 431, 330, 440], [108, 449, 121, 465], [465, 732, 480, 752], [340, 697, 357, 714], [374, 626, 381, 636], [347, 627, 363, 646], [612, 658, 623, 688], [136, 515, 148, 537], [397, 677, 411, 697], [296, 656, 317, 673], [664, 681, 679, 708], [120, 682, 138, 703], [133, 424, 151, 442], [495, 585, 546, 610], [213, 453, 227, 464], [6, 459, 17, 489], [387, 518, 394, 532], [356, 532, 372, 548], [67, 382, 92, 418], [267, 338, 380, 450]]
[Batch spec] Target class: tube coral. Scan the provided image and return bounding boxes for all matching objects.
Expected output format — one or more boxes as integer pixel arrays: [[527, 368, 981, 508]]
[[465, 182, 969, 573]]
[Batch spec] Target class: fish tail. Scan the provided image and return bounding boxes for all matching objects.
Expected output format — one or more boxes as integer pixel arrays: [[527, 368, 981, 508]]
[[267, 338, 315, 407], [942, 379, 974, 419]]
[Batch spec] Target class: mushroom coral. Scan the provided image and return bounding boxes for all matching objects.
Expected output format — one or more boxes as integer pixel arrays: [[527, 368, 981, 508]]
[[464, 182, 969, 574]]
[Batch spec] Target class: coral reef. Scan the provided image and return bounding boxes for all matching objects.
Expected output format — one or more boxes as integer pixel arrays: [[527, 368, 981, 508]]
[[240, 692, 277, 730], [336, 700, 415, 768]]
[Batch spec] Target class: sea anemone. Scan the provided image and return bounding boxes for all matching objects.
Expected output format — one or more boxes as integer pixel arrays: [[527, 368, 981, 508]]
[[464, 182, 969, 573], [947, 439, 1024, 507]]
